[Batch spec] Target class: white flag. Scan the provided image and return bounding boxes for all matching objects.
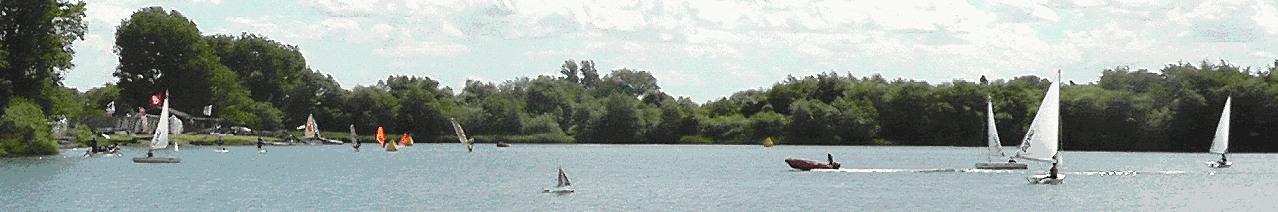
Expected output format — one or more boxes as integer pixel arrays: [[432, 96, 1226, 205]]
[[203, 105, 213, 116], [105, 101, 115, 115]]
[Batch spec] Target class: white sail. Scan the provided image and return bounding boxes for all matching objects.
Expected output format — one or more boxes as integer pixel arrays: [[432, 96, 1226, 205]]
[[149, 93, 171, 150], [1210, 96, 1231, 154], [349, 124, 357, 143], [304, 114, 318, 138], [450, 118, 471, 144], [1014, 71, 1061, 163], [986, 96, 1005, 161], [557, 168, 571, 187]]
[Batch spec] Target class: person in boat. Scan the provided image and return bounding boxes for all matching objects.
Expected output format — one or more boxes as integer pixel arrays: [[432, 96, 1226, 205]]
[[88, 137, 99, 153], [827, 153, 841, 169], [256, 137, 264, 149], [146, 150, 154, 158], [1008, 158, 1017, 163], [1218, 154, 1228, 165], [1047, 163, 1059, 179]]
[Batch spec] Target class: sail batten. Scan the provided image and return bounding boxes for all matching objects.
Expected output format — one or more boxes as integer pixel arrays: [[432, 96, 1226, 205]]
[[1209, 96, 1231, 155], [1014, 72, 1061, 163]]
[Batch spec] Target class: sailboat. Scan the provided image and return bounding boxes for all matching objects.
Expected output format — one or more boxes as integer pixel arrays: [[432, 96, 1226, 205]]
[[350, 124, 360, 151], [1015, 71, 1063, 184], [301, 114, 343, 145], [303, 114, 319, 138], [398, 133, 413, 147], [376, 126, 386, 147], [1209, 96, 1232, 168], [133, 91, 181, 163], [450, 118, 474, 152], [380, 127, 397, 152], [543, 167, 575, 193], [976, 96, 1028, 170]]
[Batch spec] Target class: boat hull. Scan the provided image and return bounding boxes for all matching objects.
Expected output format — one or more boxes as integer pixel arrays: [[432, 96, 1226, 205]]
[[132, 157, 181, 163], [496, 142, 510, 147], [543, 188, 574, 193], [1209, 161, 1232, 168], [785, 158, 838, 170], [214, 149, 229, 153], [1027, 174, 1064, 185], [975, 162, 1028, 170]]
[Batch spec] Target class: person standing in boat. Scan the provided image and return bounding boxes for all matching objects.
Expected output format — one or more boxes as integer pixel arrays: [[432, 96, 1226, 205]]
[[1047, 163, 1059, 179], [88, 136, 99, 153], [256, 137, 264, 150], [1219, 155, 1228, 165], [827, 153, 841, 169]]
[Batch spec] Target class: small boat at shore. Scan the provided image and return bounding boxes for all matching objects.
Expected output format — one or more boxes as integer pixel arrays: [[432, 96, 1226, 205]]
[[785, 153, 840, 170]]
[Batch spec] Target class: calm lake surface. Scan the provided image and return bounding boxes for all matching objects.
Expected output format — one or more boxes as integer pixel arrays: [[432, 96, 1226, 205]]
[[2, 144, 1276, 211]]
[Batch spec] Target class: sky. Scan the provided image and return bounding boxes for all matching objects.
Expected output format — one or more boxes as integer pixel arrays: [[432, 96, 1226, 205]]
[[65, 0, 1278, 102]]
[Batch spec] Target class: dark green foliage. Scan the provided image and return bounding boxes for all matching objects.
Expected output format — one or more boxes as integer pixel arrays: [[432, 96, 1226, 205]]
[[0, 98, 57, 156], [0, 0, 87, 113]]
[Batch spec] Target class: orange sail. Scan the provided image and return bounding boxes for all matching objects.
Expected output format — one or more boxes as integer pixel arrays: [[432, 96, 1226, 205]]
[[376, 127, 385, 145], [399, 133, 409, 146]]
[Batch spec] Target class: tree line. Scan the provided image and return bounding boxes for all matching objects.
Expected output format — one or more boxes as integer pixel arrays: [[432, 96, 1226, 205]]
[[6, 4, 1278, 156]]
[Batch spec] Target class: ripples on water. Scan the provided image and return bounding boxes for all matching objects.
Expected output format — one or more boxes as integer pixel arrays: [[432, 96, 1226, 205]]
[[2, 145, 1276, 211]]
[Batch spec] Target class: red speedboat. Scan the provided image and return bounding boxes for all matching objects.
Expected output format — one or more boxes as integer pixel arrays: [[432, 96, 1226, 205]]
[[785, 153, 841, 170]]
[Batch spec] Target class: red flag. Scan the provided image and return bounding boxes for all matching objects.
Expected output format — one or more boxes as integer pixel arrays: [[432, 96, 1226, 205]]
[[149, 93, 163, 106]]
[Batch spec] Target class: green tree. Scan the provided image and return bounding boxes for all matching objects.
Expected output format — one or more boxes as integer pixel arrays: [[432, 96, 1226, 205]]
[[0, 0, 87, 113], [113, 7, 260, 127], [0, 98, 57, 156]]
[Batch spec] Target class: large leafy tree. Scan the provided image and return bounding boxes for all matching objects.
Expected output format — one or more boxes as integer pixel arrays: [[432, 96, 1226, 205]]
[[113, 7, 259, 128], [0, 0, 87, 113], [206, 33, 311, 125]]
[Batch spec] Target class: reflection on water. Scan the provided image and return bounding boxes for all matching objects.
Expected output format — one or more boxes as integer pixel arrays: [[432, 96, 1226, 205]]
[[2, 145, 1276, 211]]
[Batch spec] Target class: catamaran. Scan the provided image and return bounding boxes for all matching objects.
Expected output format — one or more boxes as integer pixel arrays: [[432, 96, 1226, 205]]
[[134, 91, 181, 163], [451, 118, 474, 152], [543, 167, 575, 193], [976, 96, 1028, 170], [1209, 96, 1232, 168], [1015, 70, 1063, 184]]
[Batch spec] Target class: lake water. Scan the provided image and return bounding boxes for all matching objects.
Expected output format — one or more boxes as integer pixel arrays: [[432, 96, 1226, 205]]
[[2, 144, 1275, 211]]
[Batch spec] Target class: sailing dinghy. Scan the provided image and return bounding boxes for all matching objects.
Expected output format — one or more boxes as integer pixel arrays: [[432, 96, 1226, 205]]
[[451, 118, 474, 152], [133, 91, 181, 163], [1209, 96, 1232, 168], [1015, 71, 1063, 184], [543, 167, 575, 193], [976, 96, 1028, 170]]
